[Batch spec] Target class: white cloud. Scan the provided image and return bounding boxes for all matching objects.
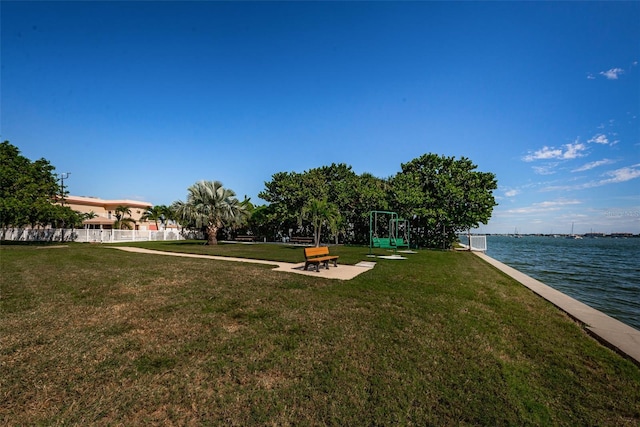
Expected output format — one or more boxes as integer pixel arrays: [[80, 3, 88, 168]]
[[587, 133, 617, 146], [588, 134, 609, 144], [563, 142, 587, 159], [543, 164, 640, 191], [532, 165, 557, 175], [572, 158, 615, 172], [504, 199, 581, 215], [600, 164, 640, 184], [536, 199, 581, 208], [523, 140, 587, 162], [523, 146, 562, 162], [504, 189, 520, 197], [599, 68, 624, 80]]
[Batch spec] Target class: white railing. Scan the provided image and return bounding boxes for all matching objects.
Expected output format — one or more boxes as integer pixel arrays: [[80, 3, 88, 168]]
[[469, 235, 487, 251], [1, 228, 187, 243]]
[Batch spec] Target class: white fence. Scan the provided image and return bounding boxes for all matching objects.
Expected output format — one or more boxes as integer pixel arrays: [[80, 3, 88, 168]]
[[1, 228, 188, 243], [469, 235, 487, 251]]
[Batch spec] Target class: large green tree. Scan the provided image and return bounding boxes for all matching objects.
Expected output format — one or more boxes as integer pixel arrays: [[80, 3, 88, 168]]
[[391, 154, 497, 248], [173, 180, 250, 245], [0, 141, 61, 230], [259, 170, 307, 238], [259, 163, 388, 243], [343, 172, 391, 243], [245, 204, 280, 241]]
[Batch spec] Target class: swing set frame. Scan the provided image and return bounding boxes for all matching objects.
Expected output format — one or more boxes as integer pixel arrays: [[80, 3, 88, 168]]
[[369, 210, 410, 253]]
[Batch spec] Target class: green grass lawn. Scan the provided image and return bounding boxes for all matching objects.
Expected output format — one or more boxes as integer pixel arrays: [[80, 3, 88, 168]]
[[2, 242, 639, 425]]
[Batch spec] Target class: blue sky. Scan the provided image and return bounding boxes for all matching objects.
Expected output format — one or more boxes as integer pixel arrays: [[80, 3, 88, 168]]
[[2, 1, 638, 234]]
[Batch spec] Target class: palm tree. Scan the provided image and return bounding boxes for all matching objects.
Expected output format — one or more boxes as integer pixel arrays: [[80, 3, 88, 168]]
[[163, 204, 177, 229], [79, 211, 97, 228], [170, 201, 190, 232], [173, 180, 249, 245], [225, 196, 253, 236], [140, 205, 167, 231], [300, 198, 340, 247], [114, 205, 135, 230]]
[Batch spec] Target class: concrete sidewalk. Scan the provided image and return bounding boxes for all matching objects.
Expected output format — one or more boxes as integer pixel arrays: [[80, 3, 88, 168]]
[[112, 247, 373, 281], [475, 251, 640, 366]]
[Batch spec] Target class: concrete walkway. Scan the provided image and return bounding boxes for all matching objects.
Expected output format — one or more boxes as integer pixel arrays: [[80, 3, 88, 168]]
[[112, 247, 373, 281], [474, 251, 640, 366]]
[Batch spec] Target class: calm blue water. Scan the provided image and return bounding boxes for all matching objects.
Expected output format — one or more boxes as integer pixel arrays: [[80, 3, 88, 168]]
[[475, 236, 640, 331]]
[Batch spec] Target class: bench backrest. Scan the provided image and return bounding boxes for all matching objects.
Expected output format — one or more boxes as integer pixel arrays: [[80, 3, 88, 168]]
[[304, 246, 330, 258]]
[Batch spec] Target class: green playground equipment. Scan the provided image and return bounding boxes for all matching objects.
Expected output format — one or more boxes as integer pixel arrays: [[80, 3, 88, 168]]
[[391, 217, 410, 249], [369, 210, 410, 253]]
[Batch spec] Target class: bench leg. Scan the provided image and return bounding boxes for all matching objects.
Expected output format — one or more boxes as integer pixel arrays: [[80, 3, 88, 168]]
[[305, 261, 321, 272]]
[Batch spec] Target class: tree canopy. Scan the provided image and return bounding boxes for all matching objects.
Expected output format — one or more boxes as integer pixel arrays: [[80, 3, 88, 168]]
[[259, 163, 389, 244], [0, 141, 81, 231], [391, 154, 497, 248], [258, 155, 497, 248]]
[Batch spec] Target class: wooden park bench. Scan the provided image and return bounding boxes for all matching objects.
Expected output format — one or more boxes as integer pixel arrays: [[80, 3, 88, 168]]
[[235, 235, 255, 242], [290, 236, 314, 245], [303, 246, 339, 272]]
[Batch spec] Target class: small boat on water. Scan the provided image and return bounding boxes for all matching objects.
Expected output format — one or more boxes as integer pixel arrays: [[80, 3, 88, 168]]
[[567, 222, 582, 239]]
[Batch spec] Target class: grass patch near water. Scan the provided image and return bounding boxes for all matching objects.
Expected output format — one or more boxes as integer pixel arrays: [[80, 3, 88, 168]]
[[1, 243, 639, 425]]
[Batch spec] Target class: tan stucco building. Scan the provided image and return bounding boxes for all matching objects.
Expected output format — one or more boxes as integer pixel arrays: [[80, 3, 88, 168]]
[[64, 195, 153, 230]]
